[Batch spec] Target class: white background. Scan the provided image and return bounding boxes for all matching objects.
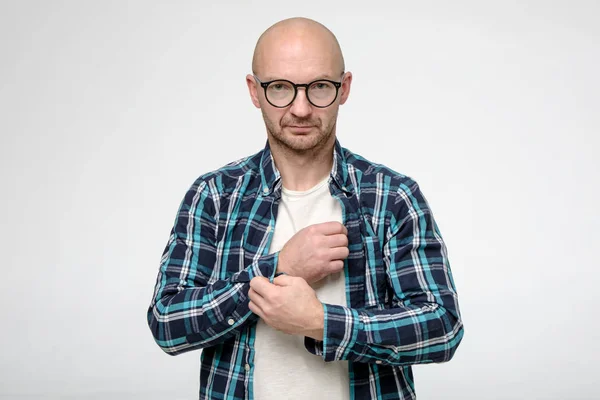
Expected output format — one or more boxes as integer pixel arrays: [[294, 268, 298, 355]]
[[1, 1, 598, 399]]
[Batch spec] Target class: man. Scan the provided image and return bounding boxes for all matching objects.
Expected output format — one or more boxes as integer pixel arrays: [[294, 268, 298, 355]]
[[147, 17, 463, 400]]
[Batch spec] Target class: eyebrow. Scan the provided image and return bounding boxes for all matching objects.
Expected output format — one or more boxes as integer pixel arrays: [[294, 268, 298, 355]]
[[261, 74, 341, 82]]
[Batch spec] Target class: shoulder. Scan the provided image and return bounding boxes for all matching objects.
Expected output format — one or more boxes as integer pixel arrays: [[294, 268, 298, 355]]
[[343, 147, 433, 228], [178, 149, 264, 211], [188, 149, 263, 193], [342, 146, 419, 195]]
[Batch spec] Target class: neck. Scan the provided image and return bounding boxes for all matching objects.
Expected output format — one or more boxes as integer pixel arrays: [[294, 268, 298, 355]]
[[268, 135, 336, 192]]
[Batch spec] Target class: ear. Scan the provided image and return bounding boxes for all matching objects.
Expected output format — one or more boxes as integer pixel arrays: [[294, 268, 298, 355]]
[[246, 74, 261, 108], [339, 72, 353, 105]]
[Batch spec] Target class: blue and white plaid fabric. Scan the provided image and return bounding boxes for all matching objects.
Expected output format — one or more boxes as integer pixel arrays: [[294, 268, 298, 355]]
[[147, 139, 464, 399]]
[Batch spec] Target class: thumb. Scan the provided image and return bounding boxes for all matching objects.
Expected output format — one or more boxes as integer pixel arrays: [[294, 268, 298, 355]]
[[273, 274, 295, 286]]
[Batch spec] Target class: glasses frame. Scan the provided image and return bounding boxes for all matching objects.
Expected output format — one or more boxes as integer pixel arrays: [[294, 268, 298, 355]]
[[253, 74, 344, 108]]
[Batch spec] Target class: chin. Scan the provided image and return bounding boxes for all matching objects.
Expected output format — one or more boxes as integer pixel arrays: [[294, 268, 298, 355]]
[[275, 131, 332, 152]]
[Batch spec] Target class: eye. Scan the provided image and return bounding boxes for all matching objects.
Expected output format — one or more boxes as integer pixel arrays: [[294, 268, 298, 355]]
[[310, 81, 333, 91]]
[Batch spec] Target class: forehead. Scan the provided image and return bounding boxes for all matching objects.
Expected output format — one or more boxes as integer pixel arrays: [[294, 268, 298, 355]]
[[257, 34, 341, 82]]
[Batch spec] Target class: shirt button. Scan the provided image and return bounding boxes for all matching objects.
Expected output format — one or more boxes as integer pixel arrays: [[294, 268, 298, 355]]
[[244, 363, 251, 372], [263, 188, 269, 195], [266, 225, 272, 233], [227, 318, 235, 326], [375, 360, 382, 365], [342, 186, 347, 191]]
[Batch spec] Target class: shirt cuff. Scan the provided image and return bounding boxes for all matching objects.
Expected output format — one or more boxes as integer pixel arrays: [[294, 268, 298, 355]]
[[230, 252, 279, 284], [304, 303, 364, 362]]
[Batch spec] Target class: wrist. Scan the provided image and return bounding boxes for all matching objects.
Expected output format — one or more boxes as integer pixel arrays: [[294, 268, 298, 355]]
[[276, 250, 288, 274], [306, 302, 325, 340]]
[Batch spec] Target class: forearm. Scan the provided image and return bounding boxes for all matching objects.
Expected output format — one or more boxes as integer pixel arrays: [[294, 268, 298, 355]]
[[148, 252, 279, 355]]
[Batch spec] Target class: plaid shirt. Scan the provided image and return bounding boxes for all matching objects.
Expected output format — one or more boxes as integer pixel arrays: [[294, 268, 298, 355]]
[[147, 139, 464, 399]]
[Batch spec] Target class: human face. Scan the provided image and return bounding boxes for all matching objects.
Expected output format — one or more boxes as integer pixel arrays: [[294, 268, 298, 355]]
[[247, 36, 352, 153], [258, 73, 347, 153]]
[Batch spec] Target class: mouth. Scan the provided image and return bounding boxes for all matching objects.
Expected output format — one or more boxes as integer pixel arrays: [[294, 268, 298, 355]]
[[286, 125, 314, 133]]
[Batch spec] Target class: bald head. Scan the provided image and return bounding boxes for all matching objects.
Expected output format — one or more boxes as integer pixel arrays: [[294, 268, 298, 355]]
[[252, 17, 345, 77]]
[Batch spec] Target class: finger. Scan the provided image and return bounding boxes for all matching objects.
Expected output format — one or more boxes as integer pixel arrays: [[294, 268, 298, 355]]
[[314, 221, 347, 236], [250, 276, 274, 296], [324, 233, 348, 248], [328, 259, 345, 273], [250, 276, 270, 285], [248, 287, 268, 310], [329, 246, 350, 260], [248, 287, 264, 301], [249, 300, 264, 318]]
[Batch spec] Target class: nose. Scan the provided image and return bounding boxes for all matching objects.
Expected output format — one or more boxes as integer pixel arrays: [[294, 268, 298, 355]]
[[289, 87, 312, 118]]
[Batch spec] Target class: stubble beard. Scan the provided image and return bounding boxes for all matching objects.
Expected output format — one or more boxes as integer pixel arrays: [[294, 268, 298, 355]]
[[262, 110, 338, 155]]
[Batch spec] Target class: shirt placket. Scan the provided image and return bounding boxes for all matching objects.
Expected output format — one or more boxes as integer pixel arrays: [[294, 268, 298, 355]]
[[244, 187, 281, 399]]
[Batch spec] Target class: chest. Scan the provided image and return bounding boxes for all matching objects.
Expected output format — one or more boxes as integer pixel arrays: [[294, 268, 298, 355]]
[[215, 185, 390, 309]]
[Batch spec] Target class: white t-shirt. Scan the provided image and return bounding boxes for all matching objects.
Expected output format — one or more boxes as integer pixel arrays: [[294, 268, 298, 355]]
[[253, 177, 349, 400]]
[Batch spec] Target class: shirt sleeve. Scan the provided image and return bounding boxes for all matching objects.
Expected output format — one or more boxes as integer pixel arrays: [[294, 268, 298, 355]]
[[147, 178, 278, 355], [305, 179, 464, 366]]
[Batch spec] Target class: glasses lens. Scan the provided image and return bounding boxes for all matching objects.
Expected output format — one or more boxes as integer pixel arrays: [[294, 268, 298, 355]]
[[266, 81, 295, 107], [307, 81, 337, 107]]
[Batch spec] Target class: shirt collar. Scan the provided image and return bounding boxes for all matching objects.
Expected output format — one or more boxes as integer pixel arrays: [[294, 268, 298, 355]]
[[259, 139, 353, 196]]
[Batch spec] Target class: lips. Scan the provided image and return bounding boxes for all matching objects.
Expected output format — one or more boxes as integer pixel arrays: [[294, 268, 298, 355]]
[[286, 126, 314, 133]]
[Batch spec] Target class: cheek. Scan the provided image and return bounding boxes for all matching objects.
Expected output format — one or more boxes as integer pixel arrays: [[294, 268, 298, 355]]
[[261, 108, 285, 127], [272, 110, 287, 125], [316, 109, 336, 125]]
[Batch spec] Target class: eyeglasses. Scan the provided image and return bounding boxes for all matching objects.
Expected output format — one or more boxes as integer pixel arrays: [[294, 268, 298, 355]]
[[253, 74, 343, 108]]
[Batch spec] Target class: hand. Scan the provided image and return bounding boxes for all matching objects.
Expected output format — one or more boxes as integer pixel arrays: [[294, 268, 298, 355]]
[[248, 275, 324, 340], [278, 221, 349, 283]]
